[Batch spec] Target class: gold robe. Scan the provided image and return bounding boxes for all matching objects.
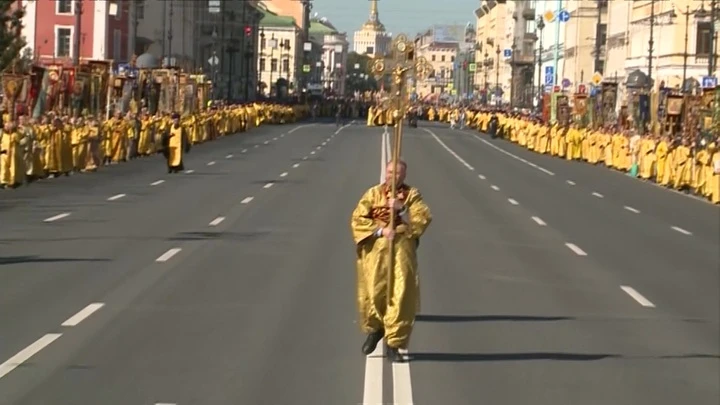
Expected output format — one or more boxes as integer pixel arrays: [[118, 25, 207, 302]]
[[350, 183, 432, 349]]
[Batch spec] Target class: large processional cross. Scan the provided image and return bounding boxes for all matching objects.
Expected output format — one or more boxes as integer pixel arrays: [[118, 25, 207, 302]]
[[369, 34, 434, 279]]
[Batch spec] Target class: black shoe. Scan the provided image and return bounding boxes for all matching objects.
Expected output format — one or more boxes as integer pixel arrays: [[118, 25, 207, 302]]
[[385, 344, 403, 362], [361, 329, 384, 355]]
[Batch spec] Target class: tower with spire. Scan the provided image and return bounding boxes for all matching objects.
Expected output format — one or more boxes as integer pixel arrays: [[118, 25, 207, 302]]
[[353, 0, 391, 57]]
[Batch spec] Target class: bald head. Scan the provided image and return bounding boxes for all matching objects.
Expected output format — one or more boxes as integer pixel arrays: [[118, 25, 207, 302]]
[[384, 159, 407, 186]]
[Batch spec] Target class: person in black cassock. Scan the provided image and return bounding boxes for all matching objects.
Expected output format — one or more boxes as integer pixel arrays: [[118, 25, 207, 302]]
[[161, 113, 191, 173]]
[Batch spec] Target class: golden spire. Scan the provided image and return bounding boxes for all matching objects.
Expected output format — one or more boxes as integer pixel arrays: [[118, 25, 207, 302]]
[[362, 0, 386, 32]]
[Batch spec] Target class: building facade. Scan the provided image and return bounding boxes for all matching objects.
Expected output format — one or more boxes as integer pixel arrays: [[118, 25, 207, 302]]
[[414, 26, 463, 96], [475, 1, 509, 103], [310, 19, 349, 95], [257, 9, 302, 97], [133, 0, 199, 69], [352, 0, 391, 57], [20, 0, 130, 65], [561, 0, 607, 90]]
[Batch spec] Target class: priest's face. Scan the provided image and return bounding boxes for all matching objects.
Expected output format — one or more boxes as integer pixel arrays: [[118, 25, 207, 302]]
[[385, 161, 406, 186]]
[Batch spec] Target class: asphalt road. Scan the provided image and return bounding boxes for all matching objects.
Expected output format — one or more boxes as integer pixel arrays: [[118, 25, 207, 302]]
[[0, 120, 717, 404]]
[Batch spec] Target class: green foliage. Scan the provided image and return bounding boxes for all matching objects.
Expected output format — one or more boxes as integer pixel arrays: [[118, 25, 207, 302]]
[[0, 0, 26, 72], [345, 52, 378, 94]]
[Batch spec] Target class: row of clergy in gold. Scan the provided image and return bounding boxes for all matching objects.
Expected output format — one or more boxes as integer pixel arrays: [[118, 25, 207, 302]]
[[0, 103, 308, 188]]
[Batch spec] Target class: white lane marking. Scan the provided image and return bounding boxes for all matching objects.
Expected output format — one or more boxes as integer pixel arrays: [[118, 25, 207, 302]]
[[566, 180, 576, 186], [624, 206, 640, 214], [279, 172, 288, 177], [322, 141, 327, 146], [335, 123, 352, 134], [471, 133, 555, 175], [155, 403, 177, 405], [478, 174, 486, 180], [508, 198, 519, 205], [531, 216, 547, 226], [620, 285, 655, 308], [209, 217, 225, 226], [280, 133, 285, 137], [242, 149, 247, 153], [273, 137, 278, 140], [302, 156, 308, 160], [565, 243, 587, 256], [592, 192, 604, 198], [44, 213, 70, 222], [264, 140, 269, 145], [207, 161, 216, 166], [151, 180, 165, 186], [671, 226, 692, 236], [362, 339, 384, 405], [380, 129, 388, 183], [254, 145, 259, 148], [107, 194, 126, 201], [310, 151, 316, 155], [289, 123, 316, 134], [490, 185, 499, 191], [241, 197, 254, 204], [424, 128, 475, 171], [393, 348, 414, 404], [292, 163, 300, 168], [185, 170, 195, 174], [226, 154, 233, 159], [264, 182, 274, 189], [156, 248, 181, 262], [0, 333, 62, 380], [316, 146, 322, 150], [61, 303, 105, 327]]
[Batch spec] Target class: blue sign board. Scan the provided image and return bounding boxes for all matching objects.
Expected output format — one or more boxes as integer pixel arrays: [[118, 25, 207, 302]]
[[561, 78, 571, 88], [544, 74, 554, 86], [701, 76, 717, 88], [545, 66, 554, 76], [558, 10, 570, 23], [503, 49, 512, 58]]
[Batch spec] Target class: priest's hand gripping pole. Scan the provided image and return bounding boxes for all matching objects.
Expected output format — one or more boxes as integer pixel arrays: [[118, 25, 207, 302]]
[[370, 34, 434, 314]]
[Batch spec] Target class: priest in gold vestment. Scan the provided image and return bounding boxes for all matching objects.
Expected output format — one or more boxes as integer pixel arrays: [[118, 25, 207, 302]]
[[350, 160, 432, 362], [161, 113, 191, 173]]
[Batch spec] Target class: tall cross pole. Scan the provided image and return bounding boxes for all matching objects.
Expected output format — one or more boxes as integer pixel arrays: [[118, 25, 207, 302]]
[[369, 34, 433, 296]]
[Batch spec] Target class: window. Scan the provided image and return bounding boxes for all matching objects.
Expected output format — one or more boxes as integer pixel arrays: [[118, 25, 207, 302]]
[[451, 56, 455, 62], [696, 21, 713, 55], [260, 58, 266, 72], [261, 37, 266, 49], [431, 54, 436, 61], [525, 19, 536, 33], [113, 29, 121, 61], [55, 27, 72, 57], [56, 0, 72, 14], [136, 2, 145, 19], [441, 55, 446, 62], [282, 58, 289, 73], [271, 58, 278, 72]]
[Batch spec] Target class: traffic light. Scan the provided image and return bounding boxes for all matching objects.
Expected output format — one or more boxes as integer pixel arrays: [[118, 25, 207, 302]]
[[244, 26, 252, 37]]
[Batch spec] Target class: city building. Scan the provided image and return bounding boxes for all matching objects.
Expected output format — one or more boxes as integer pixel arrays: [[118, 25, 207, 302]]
[[505, 0, 540, 107], [352, 0, 391, 57], [20, 0, 130, 65], [533, 0, 567, 106], [260, 0, 306, 31], [475, 0, 509, 104], [414, 25, 465, 96], [309, 18, 349, 95], [561, 0, 607, 90], [133, 0, 199, 70], [257, 8, 302, 97]]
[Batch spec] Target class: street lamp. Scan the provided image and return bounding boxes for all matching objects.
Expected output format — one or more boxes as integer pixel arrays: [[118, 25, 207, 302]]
[[536, 16, 545, 108], [483, 51, 490, 105], [495, 45, 500, 106], [258, 28, 265, 96]]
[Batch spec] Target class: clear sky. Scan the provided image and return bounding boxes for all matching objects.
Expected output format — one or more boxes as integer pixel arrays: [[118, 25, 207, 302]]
[[310, 0, 476, 37]]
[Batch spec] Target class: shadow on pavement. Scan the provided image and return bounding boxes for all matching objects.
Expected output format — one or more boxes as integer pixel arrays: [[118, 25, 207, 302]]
[[415, 314, 573, 322], [0, 255, 110, 265], [167, 231, 271, 241], [409, 352, 619, 362]]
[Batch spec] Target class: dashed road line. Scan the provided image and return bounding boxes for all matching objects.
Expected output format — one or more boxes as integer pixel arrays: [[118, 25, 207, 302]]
[[0, 333, 62, 380], [362, 340, 384, 404], [44, 213, 70, 222], [61, 303, 105, 327], [292, 163, 300, 168], [671, 226, 692, 236], [322, 141, 327, 145], [279, 172, 288, 177], [565, 243, 587, 256], [156, 248, 182, 262], [273, 137, 278, 140], [310, 151, 316, 155], [393, 349, 414, 404], [242, 149, 247, 153], [226, 154, 233, 158], [185, 169, 195, 174], [107, 194, 126, 201], [490, 185, 499, 191], [209, 217, 225, 226], [478, 174, 486, 180], [531, 216, 547, 226], [508, 198, 519, 205], [302, 156, 308, 160], [150, 180, 165, 186], [316, 146, 322, 150], [624, 206, 640, 214], [620, 285, 655, 308], [254, 145, 259, 148], [424, 128, 475, 171], [566, 180, 576, 186], [592, 192, 604, 198], [264, 182, 274, 189], [207, 161, 216, 166], [241, 197, 254, 204], [264, 140, 269, 145]]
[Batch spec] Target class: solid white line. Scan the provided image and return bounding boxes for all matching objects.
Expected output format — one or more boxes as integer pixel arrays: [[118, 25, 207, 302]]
[[471, 133, 555, 175], [566, 180, 576, 186], [592, 192, 604, 198], [490, 185, 499, 191], [620, 285, 655, 308], [264, 182, 274, 189], [107, 194, 126, 201], [531, 216, 546, 226], [565, 243, 587, 256], [241, 197, 254, 204], [624, 206, 640, 214], [242, 149, 247, 153], [310, 151, 316, 155], [279, 172, 288, 177], [335, 123, 352, 134], [424, 128, 475, 171], [264, 140, 269, 145], [150, 180, 165, 186], [155, 403, 176, 405], [44, 213, 70, 222], [156, 248, 181, 262], [362, 340, 384, 405], [393, 348, 414, 404], [508, 198, 519, 205], [380, 129, 388, 183], [61, 303, 105, 327], [478, 174, 486, 180], [207, 161, 216, 166], [226, 154, 233, 158], [671, 226, 692, 235], [209, 217, 225, 226], [292, 163, 300, 168], [0, 333, 62, 380], [185, 169, 195, 174]]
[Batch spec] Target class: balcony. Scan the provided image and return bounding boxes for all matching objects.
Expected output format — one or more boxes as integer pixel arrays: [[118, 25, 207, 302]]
[[522, 8, 536, 20], [523, 32, 538, 41]]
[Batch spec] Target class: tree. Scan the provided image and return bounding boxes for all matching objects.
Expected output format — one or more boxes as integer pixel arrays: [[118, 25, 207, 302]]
[[345, 51, 378, 94], [0, 0, 26, 73]]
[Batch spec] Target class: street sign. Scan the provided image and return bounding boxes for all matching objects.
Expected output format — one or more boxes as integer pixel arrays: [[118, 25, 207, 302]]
[[543, 10, 556, 23], [302, 64, 311, 73], [208, 0, 221, 13], [544, 74, 554, 86], [553, 86, 561, 93], [702, 75, 717, 88], [503, 48, 512, 58], [468, 63, 476, 72], [578, 84, 587, 94], [208, 55, 219, 66], [544, 84, 553, 92], [558, 10, 570, 23], [545, 66, 554, 76], [561, 78, 571, 88], [591, 72, 603, 85]]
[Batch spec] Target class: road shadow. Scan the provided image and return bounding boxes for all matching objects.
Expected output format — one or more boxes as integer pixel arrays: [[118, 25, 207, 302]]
[[409, 352, 619, 362], [167, 231, 270, 241], [415, 314, 573, 322], [0, 256, 110, 265]]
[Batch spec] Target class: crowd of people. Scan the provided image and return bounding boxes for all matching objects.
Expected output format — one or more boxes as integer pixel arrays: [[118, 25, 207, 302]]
[[0, 102, 308, 189]]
